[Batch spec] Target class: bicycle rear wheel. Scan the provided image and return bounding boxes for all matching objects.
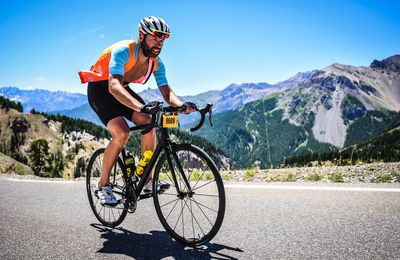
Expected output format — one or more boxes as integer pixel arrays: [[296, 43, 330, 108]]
[[86, 148, 128, 227], [153, 144, 226, 247]]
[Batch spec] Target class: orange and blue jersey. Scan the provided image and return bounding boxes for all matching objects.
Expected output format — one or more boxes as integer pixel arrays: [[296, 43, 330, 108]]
[[78, 40, 168, 87]]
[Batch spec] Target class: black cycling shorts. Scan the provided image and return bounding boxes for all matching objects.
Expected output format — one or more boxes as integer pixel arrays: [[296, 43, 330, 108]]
[[87, 80, 145, 126]]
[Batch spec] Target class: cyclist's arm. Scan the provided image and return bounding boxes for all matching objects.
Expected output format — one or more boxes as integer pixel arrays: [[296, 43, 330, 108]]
[[159, 85, 196, 113], [159, 85, 183, 107], [108, 45, 143, 112], [154, 58, 183, 107], [109, 75, 144, 112]]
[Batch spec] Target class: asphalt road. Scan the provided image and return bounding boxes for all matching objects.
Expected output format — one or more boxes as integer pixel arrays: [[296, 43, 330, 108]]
[[1, 174, 399, 259]]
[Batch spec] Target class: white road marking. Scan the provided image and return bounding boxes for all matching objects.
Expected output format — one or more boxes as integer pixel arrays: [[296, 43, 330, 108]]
[[225, 184, 400, 192], [5, 178, 400, 192], [6, 178, 74, 184]]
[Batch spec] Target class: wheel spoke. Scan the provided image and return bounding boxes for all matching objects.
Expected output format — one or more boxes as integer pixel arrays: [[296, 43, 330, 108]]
[[98, 205, 104, 219], [190, 198, 213, 226], [165, 198, 180, 221], [160, 198, 180, 208], [90, 184, 97, 193], [154, 145, 225, 246], [181, 200, 185, 238], [193, 193, 219, 198], [192, 170, 206, 190], [190, 198, 195, 240], [94, 160, 102, 173], [87, 149, 129, 227], [192, 180, 216, 192], [190, 198, 218, 214], [182, 198, 206, 236], [173, 200, 185, 231], [160, 192, 178, 196], [161, 169, 176, 188]]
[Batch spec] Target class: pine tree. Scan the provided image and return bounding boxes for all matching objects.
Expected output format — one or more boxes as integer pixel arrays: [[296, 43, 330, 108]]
[[29, 139, 49, 176]]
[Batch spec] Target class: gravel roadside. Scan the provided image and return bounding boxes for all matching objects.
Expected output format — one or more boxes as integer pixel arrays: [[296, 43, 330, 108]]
[[1, 162, 399, 184]]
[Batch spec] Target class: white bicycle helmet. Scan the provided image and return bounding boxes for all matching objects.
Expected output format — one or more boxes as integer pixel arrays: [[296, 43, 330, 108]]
[[138, 16, 170, 38]]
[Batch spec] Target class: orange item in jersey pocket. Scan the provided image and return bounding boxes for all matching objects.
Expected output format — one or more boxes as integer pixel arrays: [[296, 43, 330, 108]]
[[78, 70, 104, 84]]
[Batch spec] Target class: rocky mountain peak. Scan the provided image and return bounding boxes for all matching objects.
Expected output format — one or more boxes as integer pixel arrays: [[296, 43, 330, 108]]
[[370, 55, 400, 72]]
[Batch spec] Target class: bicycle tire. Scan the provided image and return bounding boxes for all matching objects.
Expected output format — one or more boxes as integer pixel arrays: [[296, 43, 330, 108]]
[[153, 143, 226, 247], [86, 148, 128, 227]]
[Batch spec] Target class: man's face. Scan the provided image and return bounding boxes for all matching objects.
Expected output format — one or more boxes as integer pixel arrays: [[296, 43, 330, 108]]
[[142, 33, 165, 57]]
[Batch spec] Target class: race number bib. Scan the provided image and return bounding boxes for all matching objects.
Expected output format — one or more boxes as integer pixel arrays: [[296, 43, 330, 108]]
[[162, 114, 178, 128]]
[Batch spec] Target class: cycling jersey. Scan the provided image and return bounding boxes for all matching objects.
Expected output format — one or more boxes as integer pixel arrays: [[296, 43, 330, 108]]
[[78, 40, 168, 87]]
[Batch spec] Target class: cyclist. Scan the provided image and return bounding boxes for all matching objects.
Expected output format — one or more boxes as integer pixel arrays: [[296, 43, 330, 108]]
[[79, 16, 197, 205]]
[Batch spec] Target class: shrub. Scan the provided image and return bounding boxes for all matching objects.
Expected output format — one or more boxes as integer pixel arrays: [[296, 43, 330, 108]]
[[190, 169, 201, 181], [329, 173, 344, 182], [286, 173, 297, 182], [244, 169, 255, 181], [373, 172, 400, 183], [307, 173, 322, 181], [15, 164, 25, 175], [222, 172, 233, 181], [204, 171, 214, 180], [374, 174, 392, 183]]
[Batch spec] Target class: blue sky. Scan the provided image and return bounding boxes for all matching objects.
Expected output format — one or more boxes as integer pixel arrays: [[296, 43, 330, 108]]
[[0, 0, 399, 95]]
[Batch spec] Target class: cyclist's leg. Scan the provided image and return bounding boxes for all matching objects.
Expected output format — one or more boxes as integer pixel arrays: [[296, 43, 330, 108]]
[[132, 115, 156, 154], [124, 88, 157, 184], [87, 80, 130, 187], [123, 87, 156, 155], [98, 117, 130, 186]]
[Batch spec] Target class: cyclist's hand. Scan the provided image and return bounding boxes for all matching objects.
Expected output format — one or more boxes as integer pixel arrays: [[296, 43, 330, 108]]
[[140, 101, 161, 114], [182, 101, 198, 114]]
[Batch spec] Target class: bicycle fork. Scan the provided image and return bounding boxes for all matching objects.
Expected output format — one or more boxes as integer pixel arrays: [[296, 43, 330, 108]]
[[164, 145, 193, 198]]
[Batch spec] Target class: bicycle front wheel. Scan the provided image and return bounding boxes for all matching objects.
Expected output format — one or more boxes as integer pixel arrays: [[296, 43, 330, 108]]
[[153, 144, 226, 247], [86, 148, 128, 227]]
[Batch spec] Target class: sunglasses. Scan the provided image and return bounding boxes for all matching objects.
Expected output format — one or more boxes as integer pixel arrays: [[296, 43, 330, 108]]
[[150, 29, 170, 39]]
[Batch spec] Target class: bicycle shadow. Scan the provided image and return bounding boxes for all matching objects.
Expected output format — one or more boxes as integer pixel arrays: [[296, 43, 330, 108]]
[[90, 223, 243, 259]]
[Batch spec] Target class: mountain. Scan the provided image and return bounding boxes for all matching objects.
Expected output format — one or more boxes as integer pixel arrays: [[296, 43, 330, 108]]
[[3, 55, 399, 170], [0, 87, 86, 112], [53, 103, 103, 126], [55, 82, 292, 126], [281, 55, 400, 147], [284, 124, 400, 167], [194, 55, 400, 168], [1, 69, 317, 126], [213, 72, 320, 113]]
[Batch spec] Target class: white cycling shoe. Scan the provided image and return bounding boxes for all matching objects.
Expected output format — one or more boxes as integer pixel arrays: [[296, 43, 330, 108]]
[[97, 185, 118, 206]]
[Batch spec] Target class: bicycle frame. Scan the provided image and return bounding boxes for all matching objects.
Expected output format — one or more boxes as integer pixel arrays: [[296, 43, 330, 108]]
[[86, 102, 224, 246], [120, 123, 192, 201]]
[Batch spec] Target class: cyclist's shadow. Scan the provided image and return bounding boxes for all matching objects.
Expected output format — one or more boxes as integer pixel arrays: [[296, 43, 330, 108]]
[[91, 223, 243, 259]]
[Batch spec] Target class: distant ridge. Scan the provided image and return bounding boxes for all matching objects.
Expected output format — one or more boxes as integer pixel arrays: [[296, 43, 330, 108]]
[[194, 55, 400, 168], [0, 86, 86, 112]]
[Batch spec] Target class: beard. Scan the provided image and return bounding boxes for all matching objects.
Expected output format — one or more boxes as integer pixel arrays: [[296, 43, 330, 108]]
[[140, 40, 160, 58]]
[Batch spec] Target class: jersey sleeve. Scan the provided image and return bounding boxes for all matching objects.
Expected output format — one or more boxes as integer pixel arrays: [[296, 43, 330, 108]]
[[109, 45, 130, 75], [153, 58, 169, 87]]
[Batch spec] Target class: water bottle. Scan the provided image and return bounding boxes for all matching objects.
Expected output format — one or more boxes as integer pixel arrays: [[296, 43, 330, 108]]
[[134, 150, 153, 178], [124, 150, 136, 181]]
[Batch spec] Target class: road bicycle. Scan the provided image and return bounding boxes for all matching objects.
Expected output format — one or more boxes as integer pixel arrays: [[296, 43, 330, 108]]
[[86, 101, 226, 247]]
